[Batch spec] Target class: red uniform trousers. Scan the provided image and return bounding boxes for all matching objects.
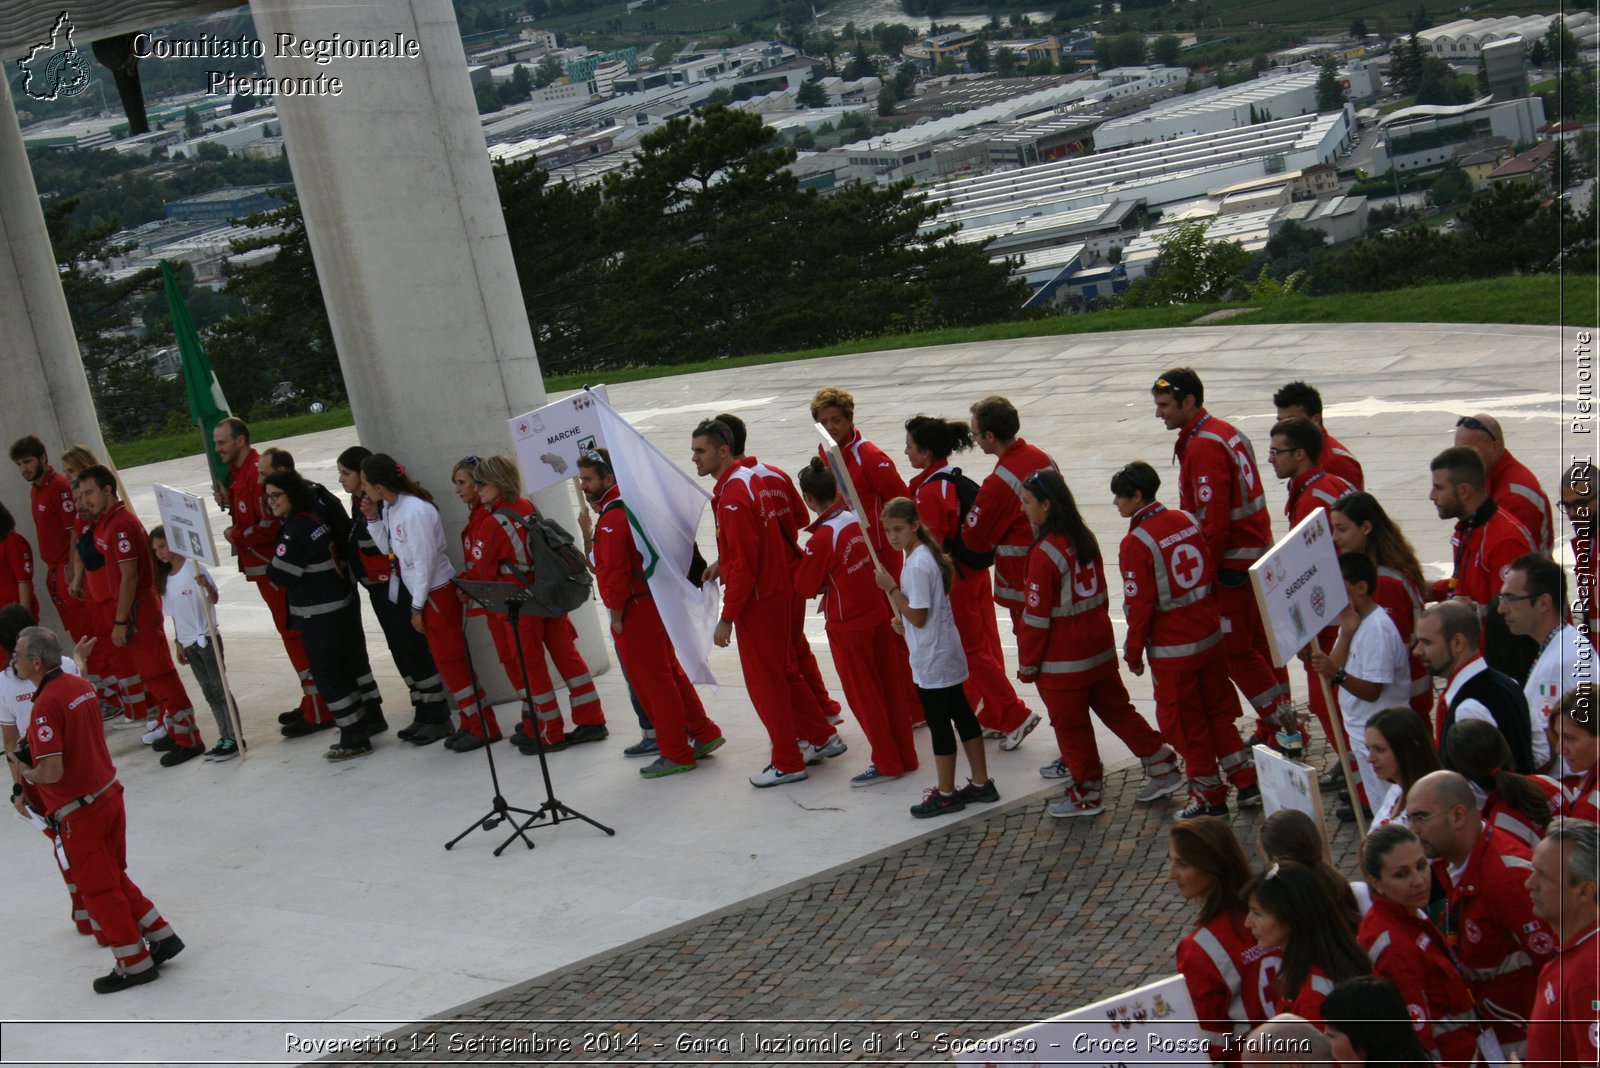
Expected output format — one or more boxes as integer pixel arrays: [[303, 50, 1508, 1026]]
[[251, 577, 332, 725], [59, 785, 175, 979], [422, 589, 497, 738], [1153, 654, 1256, 806], [84, 600, 126, 717], [119, 614, 202, 750], [952, 567, 1033, 733], [614, 596, 719, 765], [789, 593, 842, 719], [826, 618, 920, 777], [737, 595, 834, 774], [1216, 580, 1293, 739], [1038, 673, 1169, 803], [489, 612, 603, 745], [47, 564, 93, 641]]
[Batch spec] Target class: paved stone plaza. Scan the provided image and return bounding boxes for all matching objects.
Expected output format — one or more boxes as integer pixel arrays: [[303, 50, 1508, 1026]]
[[0, 322, 1579, 1066]]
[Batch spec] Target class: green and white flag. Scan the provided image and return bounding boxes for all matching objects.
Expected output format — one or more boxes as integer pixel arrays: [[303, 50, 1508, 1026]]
[[162, 260, 231, 484]]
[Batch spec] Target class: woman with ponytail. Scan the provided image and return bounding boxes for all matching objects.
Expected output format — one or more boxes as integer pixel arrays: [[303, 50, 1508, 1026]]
[[1445, 718, 1559, 850], [359, 454, 498, 750], [1330, 493, 1432, 723], [875, 497, 996, 818]]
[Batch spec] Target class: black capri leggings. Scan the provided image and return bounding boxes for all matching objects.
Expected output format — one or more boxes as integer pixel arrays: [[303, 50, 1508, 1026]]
[[916, 683, 982, 757]]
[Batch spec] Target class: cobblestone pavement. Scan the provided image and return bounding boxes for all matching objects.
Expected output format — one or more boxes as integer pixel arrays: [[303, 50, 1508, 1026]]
[[352, 735, 1360, 1065]]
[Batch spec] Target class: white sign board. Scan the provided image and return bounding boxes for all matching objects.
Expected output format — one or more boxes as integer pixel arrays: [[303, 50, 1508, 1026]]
[[153, 484, 220, 568], [1253, 743, 1330, 849], [508, 385, 611, 494], [1249, 509, 1348, 667], [953, 974, 1207, 1067]]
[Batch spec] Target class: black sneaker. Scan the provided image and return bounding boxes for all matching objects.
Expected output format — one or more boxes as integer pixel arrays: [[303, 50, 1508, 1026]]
[[1237, 784, 1262, 808], [93, 965, 160, 994], [159, 744, 204, 768], [1176, 798, 1229, 819], [151, 737, 177, 753], [148, 934, 185, 966], [910, 787, 967, 819], [512, 732, 568, 753], [277, 709, 303, 725], [957, 778, 1000, 804], [566, 723, 609, 746], [281, 718, 334, 738], [325, 743, 374, 763], [451, 733, 487, 753], [1318, 765, 1345, 789], [204, 739, 240, 763], [407, 721, 454, 746]]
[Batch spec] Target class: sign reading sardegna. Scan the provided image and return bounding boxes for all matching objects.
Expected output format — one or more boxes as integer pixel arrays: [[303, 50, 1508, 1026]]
[[129, 28, 424, 97]]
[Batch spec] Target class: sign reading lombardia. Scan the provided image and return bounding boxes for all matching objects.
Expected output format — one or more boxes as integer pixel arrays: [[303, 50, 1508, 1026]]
[[153, 484, 221, 569], [952, 974, 1206, 1066], [508, 385, 611, 495], [1249, 508, 1349, 667]]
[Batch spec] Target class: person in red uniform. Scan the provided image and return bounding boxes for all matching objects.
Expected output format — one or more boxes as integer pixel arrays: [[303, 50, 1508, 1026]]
[[692, 419, 840, 788], [0, 503, 35, 615], [1169, 817, 1279, 1060], [1017, 469, 1181, 818], [957, 395, 1051, 747], [78, 466, 204, 766], [1267, 417, 1356, 768], [58, 447, 122, 718], [1555, 686, 1599, 823], [12, 626, 185, 993], [1243, 860, 1371, 1025], [1524, 817, 1600, 1068], [904, 414, 1032, 737], [1427, 445, 1537, 681], [579, 448, 723, 777], [795, 458, 919, 785], [1454, 413, 1553, 554], [473, 454, 606, 751], [1560, 461, 1597, 632], [210, 418, 331, 735], [1271, 381, 1364, 490], [11, 437, 84, 638], [1406, 770, 1558, 1055], [811, 388, 911, 577], [1152, 369, 1296, 754], [1357, 825, 1483, 1067], [1114, 461, 1259, 818]]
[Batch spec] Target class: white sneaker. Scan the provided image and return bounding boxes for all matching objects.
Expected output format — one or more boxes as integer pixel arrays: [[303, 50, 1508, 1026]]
[[140, 724, 168, 745], [749, 764, 809, 788], [999, 711, 1042, 752], [1039, 758, 1074, 781], [803, 733, 848, 765], [1135, 771, 1186, 803], [1048, 792, 1104, 819]]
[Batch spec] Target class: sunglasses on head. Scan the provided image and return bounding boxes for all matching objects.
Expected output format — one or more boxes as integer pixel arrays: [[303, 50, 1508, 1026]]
[[1455, 416, 1497, 442]]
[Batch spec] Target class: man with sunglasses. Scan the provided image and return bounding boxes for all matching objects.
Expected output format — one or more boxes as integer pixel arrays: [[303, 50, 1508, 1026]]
[[1151, 368, 1296, 755], [1560, 460, 1596, 629], [1498, 554, 1592, 771], [1454, 413, 1553, 554]]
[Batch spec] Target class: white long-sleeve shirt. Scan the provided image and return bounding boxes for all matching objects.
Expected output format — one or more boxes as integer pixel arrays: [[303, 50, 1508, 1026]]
[[367, 493, 455, 611]]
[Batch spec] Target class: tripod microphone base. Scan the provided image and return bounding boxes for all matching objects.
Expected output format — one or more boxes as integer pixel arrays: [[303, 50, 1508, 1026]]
[[515, 797, 616, 840], [445, 795, 545, 855]]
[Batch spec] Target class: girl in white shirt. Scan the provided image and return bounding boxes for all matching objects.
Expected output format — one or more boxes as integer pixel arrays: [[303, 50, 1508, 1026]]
[[875, 497, 996, 819], [151, 526, 238, 761], [359, 454, 497, 749]]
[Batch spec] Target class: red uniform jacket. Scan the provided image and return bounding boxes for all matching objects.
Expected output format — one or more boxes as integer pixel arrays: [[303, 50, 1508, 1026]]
[[1119, 502, 1225, 671], [1434, 824, 1560, 1045], [1430, 500, 1534, 605], [909, 464, 962, 545], [714, 462, 794, 621], [743, 457, 807, 553], [1275, 965, 1336, 1026], [1359, 895, 1481, 1067], [1488, 451, 1553, 554], [818, 430, 908, 561], [962, 438, 1056, 609], [1284, 467, 1354, 527], [1561, 766, 1599, 824], [458, 502, 499, 615], [482, 498, 539, 578], [0, 532, 33, 609], [1321, 430, 1364, 491], [92, 502, 160, 625], [1176, 910, 1280, 1059], [1175, 411, 1272, 573], [26, 670, 116, 815], [592, 488, 649, 612], [1483, 778, 1561, 852], [29, 466, 76, 568], [223, 451, 279, 580], [794, 505, 887, 632], [1375, 567, 1433, 716], [1018, 532, 1117, 689], [1525, 920, 1599, 1068]]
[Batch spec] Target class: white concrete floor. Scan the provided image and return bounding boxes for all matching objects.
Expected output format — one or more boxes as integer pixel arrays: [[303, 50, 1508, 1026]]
[[0, 322, 1581, 1066]]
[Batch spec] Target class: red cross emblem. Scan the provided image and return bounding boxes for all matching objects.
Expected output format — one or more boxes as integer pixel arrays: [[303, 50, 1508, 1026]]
[[1171, 544, 1204, 590]]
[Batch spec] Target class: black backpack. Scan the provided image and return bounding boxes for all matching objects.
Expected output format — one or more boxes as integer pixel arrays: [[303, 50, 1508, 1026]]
[[927, 468, 994, 570], [491, 507, 593, 617]]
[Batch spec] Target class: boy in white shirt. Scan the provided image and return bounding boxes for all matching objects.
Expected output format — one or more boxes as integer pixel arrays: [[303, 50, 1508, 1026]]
[[1310, 552, 1412, 816], [152, 528, 239, 761]]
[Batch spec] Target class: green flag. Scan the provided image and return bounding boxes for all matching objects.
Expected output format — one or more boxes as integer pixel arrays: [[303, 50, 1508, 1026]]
[[162, 260, 231, 484]]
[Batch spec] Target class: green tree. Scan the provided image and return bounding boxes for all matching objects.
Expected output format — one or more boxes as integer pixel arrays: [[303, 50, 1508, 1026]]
[[893, 62, 917, 99], [511, 63, 533, 100], [1415, 57, 1472, 105], [1111, 31, 1147, 67], [875, 23, 915, 56], [183, 107, 202, 138], [1130, 221, 1249, 305], [937, 53, 960, 76], [877, 84, 898, 114], [1315, 57, 1345, 112], [1546, 18, 1581, 66], [534, 52, 565, 88], [474, 81, 502, 113], [1150, 35, 1182, 68], [968, 40, 990, 72], [995, 45, 1017, 77], [843, 45, 876, 81], [1529, 39, 1547, 68], [1350, 17, 1368, 39], [1427, 167, 1472, 208], [796, 79, 827, 107]]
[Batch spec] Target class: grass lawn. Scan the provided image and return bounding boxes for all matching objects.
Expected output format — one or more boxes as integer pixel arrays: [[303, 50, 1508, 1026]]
[[106, 274, 1592, 469]]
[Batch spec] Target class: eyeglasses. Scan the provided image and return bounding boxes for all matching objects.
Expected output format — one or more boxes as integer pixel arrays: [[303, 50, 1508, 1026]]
[[1497, 592, 1532, 604], [1455, 416, 1497, 442], [1024, 470, 1047, 490], [1408, 809, 1445, 823], [579, 448, 611, 473], [1266, 447, 1298, 459]]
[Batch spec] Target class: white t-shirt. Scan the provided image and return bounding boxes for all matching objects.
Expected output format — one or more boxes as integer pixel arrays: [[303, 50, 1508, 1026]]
[[1371, 782, 1409, 828], [1342, 607, 1412, 807], [163, 558, 217, 648], [1523, 622, 1593, 769], [899, 543, 967, 690], [0, 657, 82, 737]]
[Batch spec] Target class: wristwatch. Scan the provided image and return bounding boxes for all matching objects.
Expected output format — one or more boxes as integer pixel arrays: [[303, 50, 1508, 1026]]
[[1330, 668, 1348, 689]]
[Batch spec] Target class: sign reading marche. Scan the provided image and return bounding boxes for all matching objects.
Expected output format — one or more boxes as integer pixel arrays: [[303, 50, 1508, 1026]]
[[954, 974, 1207, 1066], [153, 484, 221, 568], [1249, 509, 1348, 667], [509, 386, 611, 495]]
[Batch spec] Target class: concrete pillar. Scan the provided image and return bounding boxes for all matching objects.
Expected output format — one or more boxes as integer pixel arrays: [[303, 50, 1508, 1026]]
[[245, 0, 609, 690], [0, 74, 111, 637]]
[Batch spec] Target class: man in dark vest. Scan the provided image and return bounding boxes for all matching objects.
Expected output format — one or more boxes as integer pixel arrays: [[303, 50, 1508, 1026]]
[[1414, 600, 1533, 773]]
